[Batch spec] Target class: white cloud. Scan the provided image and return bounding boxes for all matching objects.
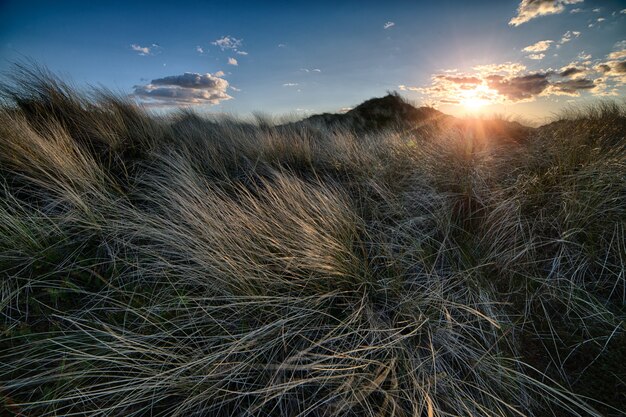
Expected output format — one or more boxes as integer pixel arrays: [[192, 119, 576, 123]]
[[212, 36, 242, 51], [570, 8, 583, 13], [133, 72, 232, 106], [522, 40, 554, 52], [398, 84, 421, 92], [131, 43, 160, 56], [473, 62, 527, 75], [228, 57, 238, 66], [236, 51, 248, 55], [509, 0, 584, 26], [596, 17, 605, 22], [384, 21, 395, 29], [214, 71, 225, 77], [283, 83, 299, 87], [196, 46, 204, 54], [278, 43, 286, 48], [607, 49, 626, 60], [527, 53, 546, 60], [592, 7, 600, 12], [621, 9, 626, 14], [560, 30, 581, 44]]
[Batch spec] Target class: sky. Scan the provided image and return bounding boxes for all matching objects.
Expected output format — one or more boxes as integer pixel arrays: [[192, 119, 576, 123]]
[[1, 0, 625, 123]]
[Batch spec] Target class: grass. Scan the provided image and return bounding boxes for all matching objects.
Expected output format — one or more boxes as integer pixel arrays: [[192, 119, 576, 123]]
[[0, 65, 624, 416]]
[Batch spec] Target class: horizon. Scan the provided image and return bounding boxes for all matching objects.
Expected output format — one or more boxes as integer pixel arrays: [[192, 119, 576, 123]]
[[1, 0, 625, 123]]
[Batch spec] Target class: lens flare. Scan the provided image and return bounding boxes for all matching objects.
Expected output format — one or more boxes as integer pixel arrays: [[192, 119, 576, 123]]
[[459, 85, 495, 110]]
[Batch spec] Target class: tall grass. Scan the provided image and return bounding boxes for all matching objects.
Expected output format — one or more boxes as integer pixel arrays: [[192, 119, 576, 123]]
[[0, 66, 624, 416]]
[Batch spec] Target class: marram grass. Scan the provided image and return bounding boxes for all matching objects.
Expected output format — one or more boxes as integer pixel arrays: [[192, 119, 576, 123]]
[[0, 66, 624, 416]]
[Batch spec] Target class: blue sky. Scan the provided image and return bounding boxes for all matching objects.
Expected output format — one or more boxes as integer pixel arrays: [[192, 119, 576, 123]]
[[1, 0, 625, 122]]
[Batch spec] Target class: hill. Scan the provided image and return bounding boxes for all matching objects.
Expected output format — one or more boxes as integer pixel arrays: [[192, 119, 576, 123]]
[[297, 92, 533, 143]]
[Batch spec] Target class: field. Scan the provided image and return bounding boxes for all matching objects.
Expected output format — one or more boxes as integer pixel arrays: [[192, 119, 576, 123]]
[[1, 67, 625, 416]]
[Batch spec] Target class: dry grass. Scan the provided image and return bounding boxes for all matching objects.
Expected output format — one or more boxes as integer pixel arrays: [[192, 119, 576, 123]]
[[0, 65, 624, 416]]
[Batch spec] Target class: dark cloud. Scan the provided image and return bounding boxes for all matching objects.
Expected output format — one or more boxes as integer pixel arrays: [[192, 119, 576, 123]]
[[133, 72, 232, 106], [409, 58, 610, 105], [486, 73, 550, 100], [559, 67, 583, 77], [615, 61, 626, 73], [551, 78, 595, 93]]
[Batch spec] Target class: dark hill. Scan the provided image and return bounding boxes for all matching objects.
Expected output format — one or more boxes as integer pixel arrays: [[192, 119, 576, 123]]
[[300, 92, 449, 134], [294, 92, 533, 143]]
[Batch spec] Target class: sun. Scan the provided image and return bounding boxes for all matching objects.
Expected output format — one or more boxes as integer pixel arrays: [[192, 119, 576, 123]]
[[459, 85, 495, 111], [461, 96, 489, 110]]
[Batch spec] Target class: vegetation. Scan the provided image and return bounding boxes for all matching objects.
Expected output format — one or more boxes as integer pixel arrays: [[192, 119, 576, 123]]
[[0, 65, 624, 416]]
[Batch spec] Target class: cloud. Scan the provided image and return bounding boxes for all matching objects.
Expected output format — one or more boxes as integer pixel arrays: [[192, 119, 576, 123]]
[[236, 51, 248, 55], [509, 0, 584, 26], [434, 75, 482, 84], [133, 72, 232, 106], [615, 62, 626, 73], [596, 17, 605, 22], [398, 85, 421, 92], [383, 21, 395, 29], [283, 83, 299, 87], [560, 30, 581, 44], [608, 49, 626, 60], [212, 36, 242, 51], [523, 40, 553, 52], [570, 8, 583, 13], [196, 46, 204, 54], [527, 53, 546, 60], [473, 62, 527, 75], [592, 7, 600, 12], [214, 71, 225, 77], [549, 78, 595, 94], [131, 43, 161, 56], [596, 46, 626, 84], [621, 9, 626, 14], [228, 57, 238, 66], [278, 43, 286, 48], [402, 58, 611, 106], [559, 67, 584, 77], [486, 73, 551, 100]]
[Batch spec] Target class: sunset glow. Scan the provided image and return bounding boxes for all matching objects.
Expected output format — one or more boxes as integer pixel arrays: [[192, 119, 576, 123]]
[[459, 85, 497, 110]]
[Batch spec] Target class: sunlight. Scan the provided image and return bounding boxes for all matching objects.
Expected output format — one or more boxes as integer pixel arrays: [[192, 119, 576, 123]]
[[459, 85, 494, 111]]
